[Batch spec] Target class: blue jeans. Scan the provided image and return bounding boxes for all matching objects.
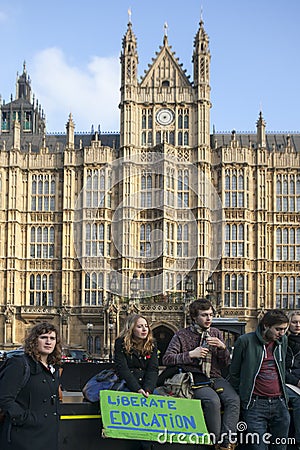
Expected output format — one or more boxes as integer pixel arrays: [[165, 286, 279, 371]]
[[241, 397, 290, 450], [287, 386, 300, 444]]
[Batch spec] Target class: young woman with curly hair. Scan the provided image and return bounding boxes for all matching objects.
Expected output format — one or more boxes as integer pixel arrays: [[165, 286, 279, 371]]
[[114, 314, 158, 398], [0, 322, 62, 450]]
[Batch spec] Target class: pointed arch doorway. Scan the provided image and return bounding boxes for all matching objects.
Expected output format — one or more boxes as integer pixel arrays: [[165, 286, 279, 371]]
[[153, 325, 174, 366]]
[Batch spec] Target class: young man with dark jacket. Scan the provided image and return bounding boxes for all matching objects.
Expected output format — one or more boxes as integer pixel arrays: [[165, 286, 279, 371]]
[[230, 309, 290, 450], [286, 310, 300, 449], [163, 298, 240, 450]]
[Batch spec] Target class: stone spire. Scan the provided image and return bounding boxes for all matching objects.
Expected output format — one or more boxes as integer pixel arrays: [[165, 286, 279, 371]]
[[192, 16, 211, 147], [256, 111, 266, 148], [120, 12, 138, 87], [66, 113, 75, 149], [15, 61, 31, 101], [193, 18, 211, 88]]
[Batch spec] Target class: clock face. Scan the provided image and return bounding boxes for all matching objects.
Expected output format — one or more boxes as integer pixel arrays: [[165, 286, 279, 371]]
[[156, 108, 174, 126]]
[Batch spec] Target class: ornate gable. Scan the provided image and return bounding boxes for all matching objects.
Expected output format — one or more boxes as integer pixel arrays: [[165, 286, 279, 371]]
[[140, 36, 191, 89]]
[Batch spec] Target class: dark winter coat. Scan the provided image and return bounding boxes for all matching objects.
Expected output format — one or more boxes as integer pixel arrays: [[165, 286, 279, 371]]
[[0, 354, 60, 450], [162, 326, 230, 378], [230, 325, 288, 409], [114, 337, 159, 393], [286, 333, 300, 385]]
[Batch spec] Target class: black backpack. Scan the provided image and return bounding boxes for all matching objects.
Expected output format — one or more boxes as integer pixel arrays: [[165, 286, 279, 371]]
[[0, 354, 30, 422]]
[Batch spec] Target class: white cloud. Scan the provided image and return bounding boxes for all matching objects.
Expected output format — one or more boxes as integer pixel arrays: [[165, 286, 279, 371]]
[[31, 48, 120, 132]]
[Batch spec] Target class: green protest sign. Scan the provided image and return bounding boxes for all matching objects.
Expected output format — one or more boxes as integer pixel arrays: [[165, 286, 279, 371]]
[[100, 390, 211, 445]]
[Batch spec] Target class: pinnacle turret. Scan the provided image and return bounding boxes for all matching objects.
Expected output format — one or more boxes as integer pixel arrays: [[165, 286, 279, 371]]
[[193, 18, 211, 87], [120, 15, 138, 86]]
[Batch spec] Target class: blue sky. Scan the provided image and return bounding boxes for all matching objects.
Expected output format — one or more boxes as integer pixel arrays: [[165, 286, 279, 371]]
[[0, 0, 299, 134]]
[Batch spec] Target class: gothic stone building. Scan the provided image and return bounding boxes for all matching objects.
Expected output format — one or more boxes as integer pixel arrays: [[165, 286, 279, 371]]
[[0, 19, 299, 356]]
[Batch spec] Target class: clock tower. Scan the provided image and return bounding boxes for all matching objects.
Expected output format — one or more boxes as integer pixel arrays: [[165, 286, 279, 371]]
[[118, 16, 213, 299], [119, 16, 211, 157]]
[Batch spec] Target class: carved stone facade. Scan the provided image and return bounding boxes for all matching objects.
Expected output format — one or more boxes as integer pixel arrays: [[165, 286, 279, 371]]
[[0, 19, 299, 353]]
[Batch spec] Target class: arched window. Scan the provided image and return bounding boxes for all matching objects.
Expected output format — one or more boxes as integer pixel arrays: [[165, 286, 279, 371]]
[[276, 174, 300, 212], [100, 170, 105, 190], [225, 170, 245, 208], [85, 222, 107, 257], [31, 174, 56, 211], [29, 274, 54, 306], [178, 173, 182, 191], [184, 114, 189, 129], [224, 223, 244, 257], [178, 132, 183, 145], [184, 132, 189, 145], [276, 227, 300, 261], [178, 115, 183, 128], [224, 274, 245, 307], [85, 168, 109, 209], [141, 175, 146, 190], [30, 226, 55, 259], [276, 179, 281, 195], [140, 274, 145, 290], [232, 174, 237, 190], [84, 272, 103, 306], [169, 131, 175, 145], [140, 225, 145, 241], [147, 175, 152, 189]]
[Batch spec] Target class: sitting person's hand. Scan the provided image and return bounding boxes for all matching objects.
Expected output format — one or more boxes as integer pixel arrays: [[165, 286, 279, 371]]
[[206, 336, 226, 349], [189, 346, 210, 359], [138, 388, 149, 398]]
